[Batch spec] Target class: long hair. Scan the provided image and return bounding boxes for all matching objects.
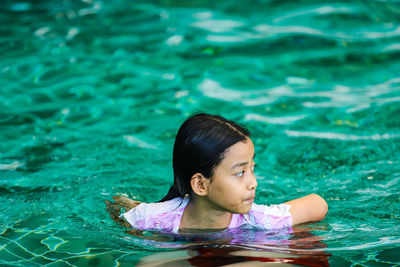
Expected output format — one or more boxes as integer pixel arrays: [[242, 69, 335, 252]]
[[159, 113, 250, 202]]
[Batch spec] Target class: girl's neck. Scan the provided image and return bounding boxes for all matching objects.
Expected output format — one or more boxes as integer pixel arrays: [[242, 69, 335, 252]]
[[179, 197, 232, 232]]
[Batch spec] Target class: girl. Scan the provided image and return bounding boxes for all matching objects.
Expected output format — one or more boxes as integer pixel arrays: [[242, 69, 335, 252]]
[[106, 113, 328, 233]]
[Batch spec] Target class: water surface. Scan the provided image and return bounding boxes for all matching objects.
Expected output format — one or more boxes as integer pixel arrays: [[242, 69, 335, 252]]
[[1, 0, 400, 265]]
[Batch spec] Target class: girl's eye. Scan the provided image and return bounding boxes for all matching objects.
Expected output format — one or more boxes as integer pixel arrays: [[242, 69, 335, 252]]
[[235, 171, 245, 177], [252, 164, 256, 171]]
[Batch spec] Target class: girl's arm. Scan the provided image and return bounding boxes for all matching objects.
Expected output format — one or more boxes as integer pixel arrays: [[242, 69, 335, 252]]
[[285, 194, 328, 225], [105, 196, 141, 227]]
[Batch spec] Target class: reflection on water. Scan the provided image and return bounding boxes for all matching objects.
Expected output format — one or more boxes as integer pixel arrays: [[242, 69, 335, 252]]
[[122, 226, 331, 266], [138, 247, 327, 266]]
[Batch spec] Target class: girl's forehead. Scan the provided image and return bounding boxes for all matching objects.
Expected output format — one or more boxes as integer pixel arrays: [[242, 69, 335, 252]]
[[222, 138, 254, 161]]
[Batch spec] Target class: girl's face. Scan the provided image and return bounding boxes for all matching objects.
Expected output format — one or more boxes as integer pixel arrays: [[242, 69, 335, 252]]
[[206, 137, 257, 214]]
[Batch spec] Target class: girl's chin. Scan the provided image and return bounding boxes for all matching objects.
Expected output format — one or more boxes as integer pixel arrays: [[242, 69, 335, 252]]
[[236, 206, 252, 214]]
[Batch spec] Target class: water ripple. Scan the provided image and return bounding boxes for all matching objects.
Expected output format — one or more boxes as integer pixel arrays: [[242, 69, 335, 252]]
[[285, 130, 400, 141], [272, 5, 361, 24], [199, 77, 400, 111], [191, 19, 245, 33], [245, 113, 307, 125]]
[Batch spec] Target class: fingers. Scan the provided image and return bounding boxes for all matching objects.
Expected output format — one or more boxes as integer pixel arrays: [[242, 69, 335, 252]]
[[111, 196, 141, 209], [105, 200, 124, 218], [107, 198, 129, 209], [106, 208, 130, 227], [106, 197, 135, 228], [112, 195, 130, 202], [126, 200, 141, 209], [105, 201, 127, 225], [112, 195, 136, 205], [105, 197, 138, 221]]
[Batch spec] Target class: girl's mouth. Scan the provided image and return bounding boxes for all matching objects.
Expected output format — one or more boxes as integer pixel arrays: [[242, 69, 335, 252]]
[[245, 196, 255, 204]]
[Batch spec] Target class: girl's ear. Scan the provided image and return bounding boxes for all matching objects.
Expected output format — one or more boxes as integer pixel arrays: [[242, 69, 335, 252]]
[[190, 173, 209, 196]]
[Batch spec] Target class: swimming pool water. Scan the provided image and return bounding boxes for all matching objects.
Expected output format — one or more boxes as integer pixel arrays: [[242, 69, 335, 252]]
[[1, 0, 400, 265]]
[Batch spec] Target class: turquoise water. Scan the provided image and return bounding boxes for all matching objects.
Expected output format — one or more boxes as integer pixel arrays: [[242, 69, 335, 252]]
[[1, 0, 400, 265]]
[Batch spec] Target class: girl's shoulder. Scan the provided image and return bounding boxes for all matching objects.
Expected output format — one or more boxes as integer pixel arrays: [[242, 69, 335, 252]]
[[133, 197, 188, 218], [250, 202, 291, 215], [121, 197, 189, 232], [245, 203, 293, 229]]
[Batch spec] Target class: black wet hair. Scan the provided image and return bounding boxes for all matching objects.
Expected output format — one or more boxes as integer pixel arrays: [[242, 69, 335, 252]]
[[159, 113, 250, 202]]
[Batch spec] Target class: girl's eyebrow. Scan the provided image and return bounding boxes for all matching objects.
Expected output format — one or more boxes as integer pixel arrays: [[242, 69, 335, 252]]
[[231, 154, 256, 170]]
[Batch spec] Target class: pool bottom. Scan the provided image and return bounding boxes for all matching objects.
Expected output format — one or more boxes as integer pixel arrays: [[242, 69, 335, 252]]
[[1, 211, 400, 266]]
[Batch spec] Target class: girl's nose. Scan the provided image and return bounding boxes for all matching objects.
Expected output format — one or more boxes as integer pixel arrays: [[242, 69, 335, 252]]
[[248, 173, 258, 190]]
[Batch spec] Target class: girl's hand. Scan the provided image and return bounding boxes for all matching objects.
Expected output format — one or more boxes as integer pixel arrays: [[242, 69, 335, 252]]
[[105, 196, 141, 227]]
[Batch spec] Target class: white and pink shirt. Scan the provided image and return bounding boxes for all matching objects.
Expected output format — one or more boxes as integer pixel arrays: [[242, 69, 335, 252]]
[[121, 197, 292, 233]]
